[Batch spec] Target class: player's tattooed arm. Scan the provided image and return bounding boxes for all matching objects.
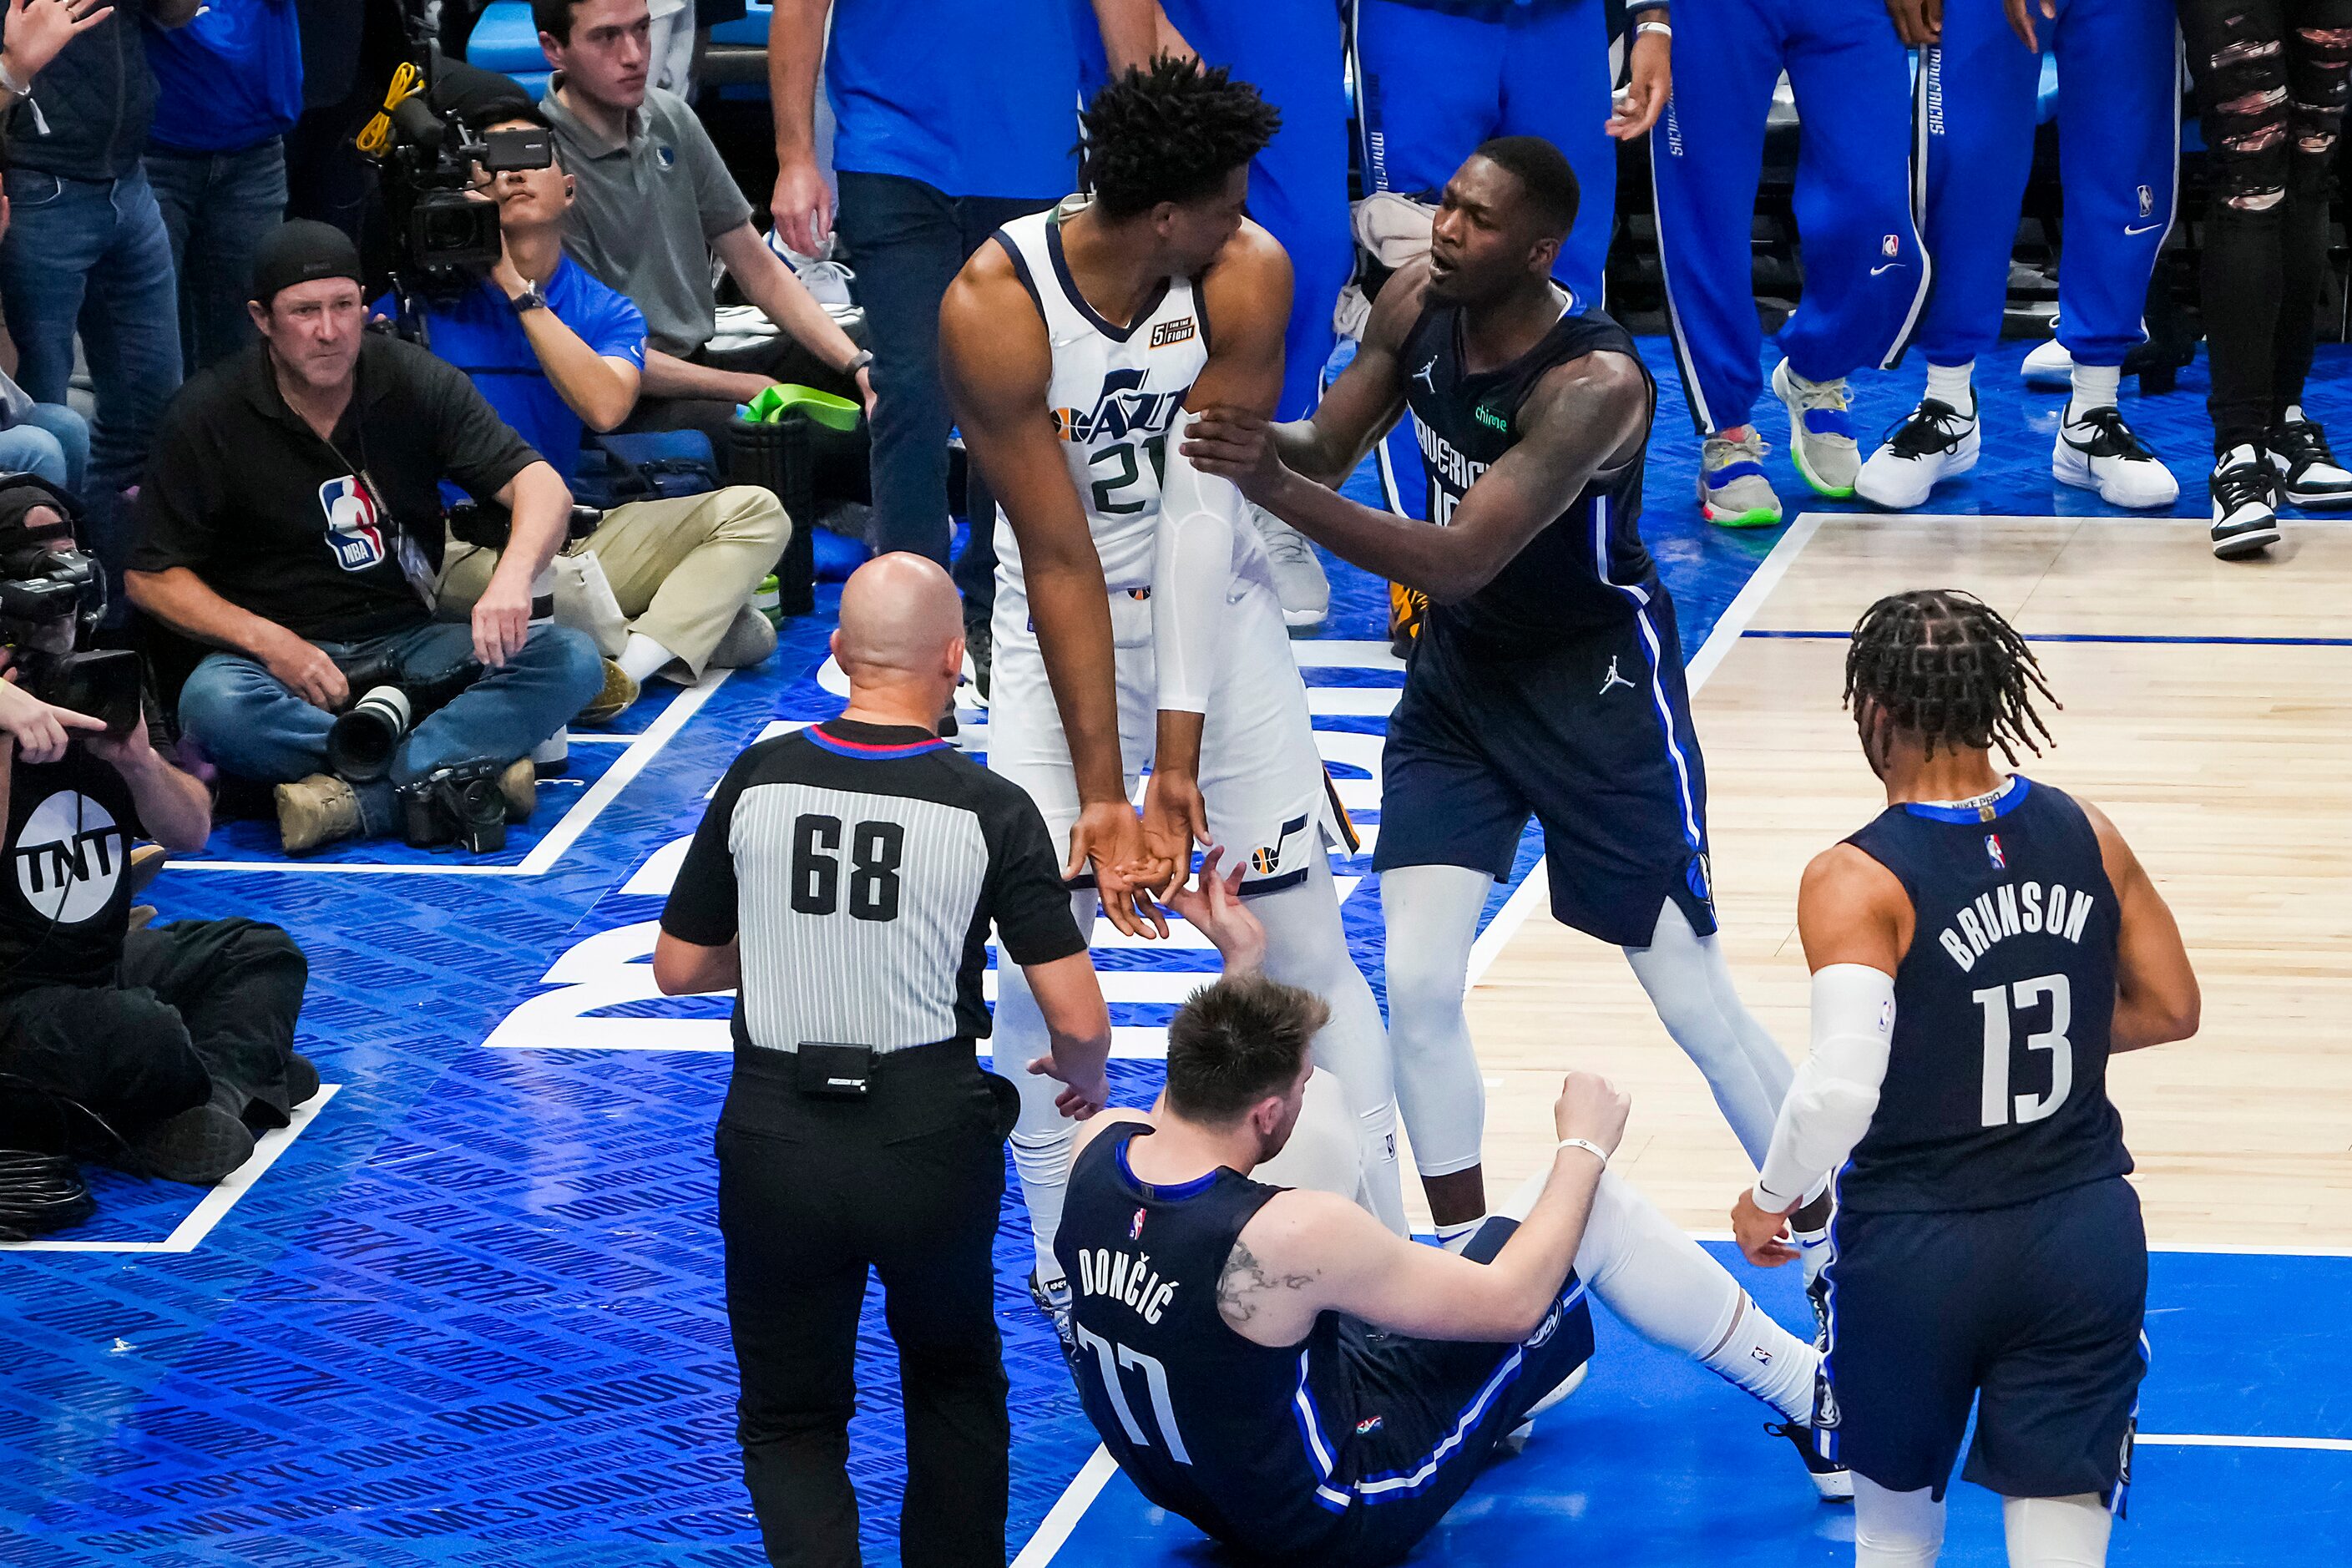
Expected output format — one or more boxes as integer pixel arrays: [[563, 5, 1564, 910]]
[[1216, 1239, 1322, 1327]]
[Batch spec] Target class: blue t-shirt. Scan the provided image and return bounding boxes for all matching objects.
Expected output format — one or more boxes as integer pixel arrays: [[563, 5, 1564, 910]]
[[145, 0, 304, 154], [826, 0, 1081, 200], [375, 258, 648, 493]]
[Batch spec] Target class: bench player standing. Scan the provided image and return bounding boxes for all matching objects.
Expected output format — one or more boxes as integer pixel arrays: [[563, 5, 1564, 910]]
[[1732, 589, 2201, 1567], [942, 59, 1408, 1311], [1185, 139, 1811, 1247]]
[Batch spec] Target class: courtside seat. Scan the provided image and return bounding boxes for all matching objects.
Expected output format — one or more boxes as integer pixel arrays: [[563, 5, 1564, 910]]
[[468, 2, 553, 99]]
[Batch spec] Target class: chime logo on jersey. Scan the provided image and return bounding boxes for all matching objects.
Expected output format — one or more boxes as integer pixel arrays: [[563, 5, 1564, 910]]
[[319, 474, 387, 573], [1985, 833, 2006, 870], [1051, 367, 1186, 445], [11, 791, 124, 925]]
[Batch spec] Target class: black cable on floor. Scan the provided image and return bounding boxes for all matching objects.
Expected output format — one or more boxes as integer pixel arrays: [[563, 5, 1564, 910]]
[[0, 1147, 93, 1241]]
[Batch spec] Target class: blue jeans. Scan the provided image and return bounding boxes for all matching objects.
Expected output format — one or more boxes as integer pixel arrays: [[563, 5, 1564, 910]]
[[0, 165, 183, 498], [178, 620, 604, 837], [146, 139, 290, 375], [0, 404, 92, 492]]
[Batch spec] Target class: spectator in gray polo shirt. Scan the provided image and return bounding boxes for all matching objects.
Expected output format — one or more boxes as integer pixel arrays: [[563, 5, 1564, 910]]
[[533, 0, 873, 468]]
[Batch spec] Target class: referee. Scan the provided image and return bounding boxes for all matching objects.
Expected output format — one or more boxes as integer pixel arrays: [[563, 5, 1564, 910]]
[[655, 554, 1112, 1568]]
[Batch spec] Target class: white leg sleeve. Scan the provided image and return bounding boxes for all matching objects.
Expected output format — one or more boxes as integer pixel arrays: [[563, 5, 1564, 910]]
[[1567, 1171, 1817, 1420], [1856, 1477, 1947, 1567], [992, 888, 1097, 1284], [2001, 1495, 2114, 1568], [1252, 1067, 1363, 1199], [1622, 898, 1785, 1166], [1252, 853, 1408, 1233], [1379, 863, 1492, 1181]]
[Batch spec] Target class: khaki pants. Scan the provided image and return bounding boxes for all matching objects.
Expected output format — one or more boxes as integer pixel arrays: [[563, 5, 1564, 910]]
[[439, 487, 792, 679]]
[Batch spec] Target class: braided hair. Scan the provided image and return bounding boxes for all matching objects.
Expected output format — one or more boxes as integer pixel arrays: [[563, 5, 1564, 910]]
[[1844, 589, 2059, 764]]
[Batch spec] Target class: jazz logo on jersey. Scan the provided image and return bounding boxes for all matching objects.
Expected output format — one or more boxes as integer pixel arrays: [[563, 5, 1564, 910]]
[[1149, 316, 1196, 349], [319, 474, 387, 573], [1985, 833, 2006, 870], [11, 791, 124, 925], [1130, 1208, 1146, 1241], [1051, 367, 1184, 446]]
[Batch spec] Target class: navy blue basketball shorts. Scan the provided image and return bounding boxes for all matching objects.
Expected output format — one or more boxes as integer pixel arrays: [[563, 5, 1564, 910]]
[[1818, 1176, 2148, 1504], [1373, 613, 1717, 948], [1292, 1216, 1596, 1565]]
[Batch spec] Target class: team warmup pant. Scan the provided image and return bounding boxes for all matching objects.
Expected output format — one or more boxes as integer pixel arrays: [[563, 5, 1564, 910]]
[[1158, 0, 1354, 421], [1353, 0, 1617, 519], [717, 1041, 1020, 1568], [1650, 0, 1927, 434], [1914, 0, 2181, 372], [2177, 0, 2352, 452]]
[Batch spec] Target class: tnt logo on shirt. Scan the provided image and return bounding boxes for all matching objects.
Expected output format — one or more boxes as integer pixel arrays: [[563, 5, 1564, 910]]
[[12, 792, 124, 925], [319, 474, 387, 573]]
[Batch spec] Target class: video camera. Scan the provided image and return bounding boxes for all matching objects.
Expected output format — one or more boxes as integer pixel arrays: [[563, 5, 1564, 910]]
[[0, 477, 140, 739]]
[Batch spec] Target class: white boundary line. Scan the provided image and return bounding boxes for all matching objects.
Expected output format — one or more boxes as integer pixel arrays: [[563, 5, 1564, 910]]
[[1, 1084, 341, 1255], [2138, 1434, 2352, 1453], [169, 673, 732, 878], [1017, 517, 1836, 1565]]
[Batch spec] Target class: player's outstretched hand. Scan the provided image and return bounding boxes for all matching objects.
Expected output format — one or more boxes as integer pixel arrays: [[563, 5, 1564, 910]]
[[1730, 1186, 1802, 1269], [1166, 847, 1266, 974], [1139, 767, 1211, 895], [1066, 799, 1170, 940], [1607, 26, 1669, 140], [1181, 406, 1286, 503], [1026, 1050, 1110, 1120], [1551, 1070, 1631, 1159]]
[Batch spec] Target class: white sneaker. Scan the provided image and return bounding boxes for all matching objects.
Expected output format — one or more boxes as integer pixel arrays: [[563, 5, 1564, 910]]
[[1250, 502, 1329, 631], [766, 230, 858, 308], [2266, 407, 2352, 508], [2052, 406, 2179, 508], [2021, 336, 2073, 388], [2210, 444, 2282, 559], [1856, 396, 1980, 510], [1770, 360, 1860, 496]]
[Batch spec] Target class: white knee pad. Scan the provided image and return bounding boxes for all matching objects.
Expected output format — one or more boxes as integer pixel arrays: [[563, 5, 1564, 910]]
[[2001, 1494, 2113, 1568], [1854, 1477, 1946, 1568]]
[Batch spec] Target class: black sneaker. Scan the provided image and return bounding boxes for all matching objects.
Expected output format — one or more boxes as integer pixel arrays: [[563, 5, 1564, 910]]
[[286, 1053, 321, 1109], [2211, 445, 2282, 560], [1768, 1420, 1854, 1502], [2266, 407, 2352, 509], [964, 615, 993, 705], [129, 1105, 255, 1186], [1029, 1268, 1075, 1348]]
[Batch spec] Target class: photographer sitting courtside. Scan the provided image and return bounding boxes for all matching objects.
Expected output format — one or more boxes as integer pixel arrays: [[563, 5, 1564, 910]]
[[126, 220, 606, 853], [0, 481, 314, 1186], [397, 86, 791, 712]]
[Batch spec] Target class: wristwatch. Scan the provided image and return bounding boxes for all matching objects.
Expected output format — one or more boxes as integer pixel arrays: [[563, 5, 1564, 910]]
[[842, 349, 875, 377], [508, 280, 549, 315]]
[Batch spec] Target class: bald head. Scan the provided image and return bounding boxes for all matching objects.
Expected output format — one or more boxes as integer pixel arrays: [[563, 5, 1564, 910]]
[[832, 554, 967, 722]]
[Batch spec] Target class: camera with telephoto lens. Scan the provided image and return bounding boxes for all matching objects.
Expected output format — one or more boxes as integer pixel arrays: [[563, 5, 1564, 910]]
[[0, 475, 141, 739], [325, 656, 483, 783], [398, 759, 508, 853]]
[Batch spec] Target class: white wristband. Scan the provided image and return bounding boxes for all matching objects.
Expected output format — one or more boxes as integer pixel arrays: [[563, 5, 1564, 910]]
[[1635, 20, 1672, 39], [1555, 1137, 1610, 1170]]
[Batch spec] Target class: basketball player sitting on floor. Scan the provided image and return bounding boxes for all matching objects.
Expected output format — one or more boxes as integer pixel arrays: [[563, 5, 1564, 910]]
[[943, 58, 1408, 1317], [1731, 590, 2200, 1567], [1057, 848, 1846, 1568], [1183, 138, 1826, 1266]]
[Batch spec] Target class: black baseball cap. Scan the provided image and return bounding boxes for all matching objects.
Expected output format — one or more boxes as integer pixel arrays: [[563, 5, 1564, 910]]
[[250, 220, 365, 307]]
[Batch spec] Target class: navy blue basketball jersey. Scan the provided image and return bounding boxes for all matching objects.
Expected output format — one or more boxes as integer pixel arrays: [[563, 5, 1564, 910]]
[[1399, 293, 1658, 650], [1839, 777, 2131, 1213], [1055, 1122, 1349, 1556]]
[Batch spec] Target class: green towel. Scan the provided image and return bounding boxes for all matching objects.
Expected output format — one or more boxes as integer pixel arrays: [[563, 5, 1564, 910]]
[[741, 383, 862, 432]]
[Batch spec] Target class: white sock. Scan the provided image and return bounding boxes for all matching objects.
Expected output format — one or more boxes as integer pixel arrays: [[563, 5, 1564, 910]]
[[1797, 1226, 1834, 1291], [1857, 1477, 1947, 1567], [1624, 900, 1783, 1166], [617, 632, 678, 685], [993, 888, 1099, 1282], [2067, 363, 2122, 423], [1434, 1217, 1484, 1252], [1382, 864, 1493, 1184], [1252, 855, 1408, 1233], [1009, 1125, 1075, 1283], [1574, 1171, 1817, 1420], [1925, 360, 1975, 414], [2001, 1494, 2114, 1568]]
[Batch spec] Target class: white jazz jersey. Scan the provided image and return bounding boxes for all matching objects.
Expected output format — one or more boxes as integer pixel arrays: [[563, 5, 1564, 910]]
[[984, 197, 1338, 889]]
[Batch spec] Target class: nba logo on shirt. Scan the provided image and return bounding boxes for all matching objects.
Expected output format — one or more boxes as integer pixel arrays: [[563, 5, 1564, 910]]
[[1130, 1208, 1146, 1241], [318, 475, 387, 573], [1881, 234, 1899, 258], [1985, 833, 2006, 870]]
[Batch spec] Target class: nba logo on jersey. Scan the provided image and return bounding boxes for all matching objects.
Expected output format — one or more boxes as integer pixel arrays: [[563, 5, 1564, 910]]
[[1985, 833, 2006, 870], [1130, 1208, 1146, 1241], [318, 475, 387, 573], [1881, 234, 1899, 258]]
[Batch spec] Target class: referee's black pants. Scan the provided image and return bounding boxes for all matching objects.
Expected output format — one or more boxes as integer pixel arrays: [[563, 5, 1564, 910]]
[[717, 1040, 1020, 1568]]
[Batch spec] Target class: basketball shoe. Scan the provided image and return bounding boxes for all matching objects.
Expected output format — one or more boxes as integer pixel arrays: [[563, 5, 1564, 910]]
[[1771, 360, 1860, 497], [2267, 408, 2352, 508], [2053, 406, 2178, 508], [1700, 427, 1782, 528], [1856, 396, 1980, 509], [1249, 502, 1329, 632], [2210, 446, 2281, 560]]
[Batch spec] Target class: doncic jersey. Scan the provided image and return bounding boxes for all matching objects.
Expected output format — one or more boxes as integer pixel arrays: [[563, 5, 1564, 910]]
[[1839, 776, 2130, 1214], [990, 197, 1211, 594], [1399, 291, 1658, 650], [1055, 1121, 1353, 1558]]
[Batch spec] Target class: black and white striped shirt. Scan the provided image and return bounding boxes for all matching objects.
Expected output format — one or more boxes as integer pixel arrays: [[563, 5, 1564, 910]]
[[661, 720, 1085, 1052]]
